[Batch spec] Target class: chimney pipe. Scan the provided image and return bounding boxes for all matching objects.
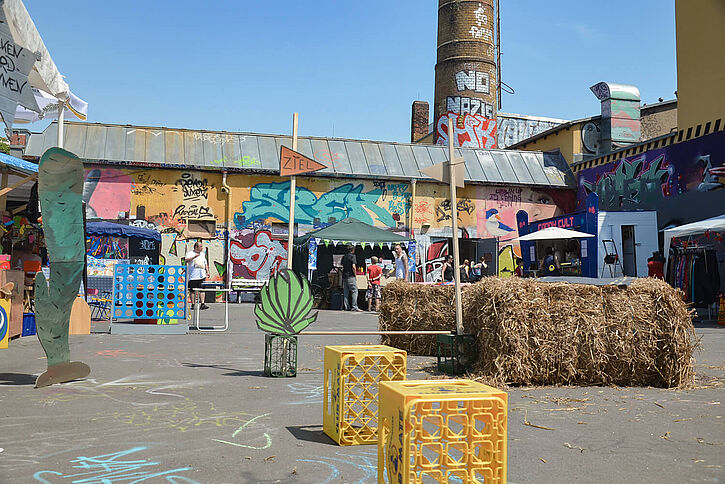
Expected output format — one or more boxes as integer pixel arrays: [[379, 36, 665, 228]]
[[590, 82, 641, 152]]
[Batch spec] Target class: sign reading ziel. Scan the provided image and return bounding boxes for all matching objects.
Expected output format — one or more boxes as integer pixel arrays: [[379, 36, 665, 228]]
[[280, 146, 326, 177]]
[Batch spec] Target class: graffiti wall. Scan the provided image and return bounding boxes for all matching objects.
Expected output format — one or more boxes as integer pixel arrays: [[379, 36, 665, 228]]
[[496, 115, 566, 148], [412, 185, 565, 281], [229, 229, 287, 280], [81, 165, 569, 280], [577, 130, 725, 228]]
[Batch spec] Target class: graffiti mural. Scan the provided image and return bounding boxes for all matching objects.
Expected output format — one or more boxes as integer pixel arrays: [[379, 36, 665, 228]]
[[436, 111, 497, 149], [86, 235, 129, 259], [496, 115, 565, 148], [230, 230, 287, 280], [234, 181, 397, 229], [83, 167, 133, 219], [577, 130, 725, 228]]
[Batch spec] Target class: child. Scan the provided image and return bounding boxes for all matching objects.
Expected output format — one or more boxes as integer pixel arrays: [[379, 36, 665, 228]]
[[366, 256, 382, 311]]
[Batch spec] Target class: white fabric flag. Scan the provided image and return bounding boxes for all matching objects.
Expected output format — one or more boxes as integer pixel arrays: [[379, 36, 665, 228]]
[[0, 28, 39, 129], [14, 88, 87, 123]]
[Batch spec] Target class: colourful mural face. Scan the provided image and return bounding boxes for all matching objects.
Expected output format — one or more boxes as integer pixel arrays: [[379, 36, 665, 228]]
[[577, 130, 725, 228], [84, 167, 133, 219]]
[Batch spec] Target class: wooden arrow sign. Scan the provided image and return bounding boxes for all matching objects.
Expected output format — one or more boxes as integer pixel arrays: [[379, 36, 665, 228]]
[[280, 145, 327, 176], [420, 157, 465, 187]]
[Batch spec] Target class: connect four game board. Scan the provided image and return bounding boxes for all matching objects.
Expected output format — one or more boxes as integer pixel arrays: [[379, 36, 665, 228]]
[[112, 264, 187, 321]]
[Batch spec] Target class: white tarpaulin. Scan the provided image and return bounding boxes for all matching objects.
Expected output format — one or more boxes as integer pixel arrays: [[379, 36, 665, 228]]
[[14, 87, 87, 123], [0, 20, 39, 128], [663, 214, 725, 256], [1, 0, 69, 99], [514, 226, 595, 241]]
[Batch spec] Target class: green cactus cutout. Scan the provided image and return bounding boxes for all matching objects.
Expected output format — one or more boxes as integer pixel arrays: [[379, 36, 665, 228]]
[[34, 148, 90, 388], [254, 269, 318, 336]]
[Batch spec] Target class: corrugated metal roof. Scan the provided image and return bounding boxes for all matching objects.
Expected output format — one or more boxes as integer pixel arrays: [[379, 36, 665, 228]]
[[25, 122, 576, 188]]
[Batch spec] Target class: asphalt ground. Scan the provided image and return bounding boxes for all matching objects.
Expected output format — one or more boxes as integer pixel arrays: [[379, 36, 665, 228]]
[[0, 304, 723, 483]]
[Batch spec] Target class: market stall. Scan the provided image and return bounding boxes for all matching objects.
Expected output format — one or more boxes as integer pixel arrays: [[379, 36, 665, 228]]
[[293, 218, 415, 308], [663, 214, 724, 313], [85, 221, 161, 299], [516, 193, 658, 278]]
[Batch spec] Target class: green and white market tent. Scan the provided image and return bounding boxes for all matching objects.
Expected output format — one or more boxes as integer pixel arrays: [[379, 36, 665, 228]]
[[294, 218, 412, 248]]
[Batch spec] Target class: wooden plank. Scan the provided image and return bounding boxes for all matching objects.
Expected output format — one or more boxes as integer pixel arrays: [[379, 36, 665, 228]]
[[0, 173, 38, 198], [69, 297, 91, 335]]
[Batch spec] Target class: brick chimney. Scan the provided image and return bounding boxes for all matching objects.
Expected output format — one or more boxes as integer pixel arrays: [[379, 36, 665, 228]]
[[411, 101, 430, 142]]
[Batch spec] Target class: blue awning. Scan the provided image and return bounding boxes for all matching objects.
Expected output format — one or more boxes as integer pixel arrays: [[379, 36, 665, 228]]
[[86, 221, 161, 242], [0, 152, 38, 175]]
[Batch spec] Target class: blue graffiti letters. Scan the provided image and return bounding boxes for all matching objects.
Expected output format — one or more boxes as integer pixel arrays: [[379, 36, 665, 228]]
[[235, 181, 396, 228]]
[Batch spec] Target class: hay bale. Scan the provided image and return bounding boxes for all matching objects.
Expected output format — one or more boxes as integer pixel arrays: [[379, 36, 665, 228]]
[[379, 281, 456, 355], [379, 278, 697, 388]]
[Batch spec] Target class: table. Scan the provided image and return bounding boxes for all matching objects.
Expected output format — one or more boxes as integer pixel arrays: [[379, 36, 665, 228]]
[[191, 288, 230, 332]]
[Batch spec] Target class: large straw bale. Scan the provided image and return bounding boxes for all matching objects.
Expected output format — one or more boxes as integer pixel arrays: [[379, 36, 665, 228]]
[[379, 278, 697, 388], [379, 282, 456, 355]]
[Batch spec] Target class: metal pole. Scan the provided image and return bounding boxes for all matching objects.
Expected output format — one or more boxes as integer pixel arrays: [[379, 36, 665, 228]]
[[448, 117, 464, 335], [56, 101, 65, 148], [496, 0, 501, 110], [298, 330, 454, 336], [287, 113, 299, 269]]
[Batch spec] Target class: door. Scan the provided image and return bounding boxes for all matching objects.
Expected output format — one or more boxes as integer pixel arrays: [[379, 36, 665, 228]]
[[621, 225, 637, 277], [476, 238, 498, 276]]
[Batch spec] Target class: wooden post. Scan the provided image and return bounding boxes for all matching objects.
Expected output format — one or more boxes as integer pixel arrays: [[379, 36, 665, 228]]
[[448, 117, 464, 335], [0, 169, 8, 213], [286, 113, 299, 269]]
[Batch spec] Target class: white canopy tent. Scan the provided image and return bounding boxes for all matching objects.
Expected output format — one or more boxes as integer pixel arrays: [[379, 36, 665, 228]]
[[663, 214, 725, 256], [514, 226, 595, 241]]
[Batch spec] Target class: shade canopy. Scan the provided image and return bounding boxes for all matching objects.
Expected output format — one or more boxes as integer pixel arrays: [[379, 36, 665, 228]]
[[663, 213, 725, 255], [86, 221, 161, 242], [294, 218, 410, 246], [515, 226, 595, 241]]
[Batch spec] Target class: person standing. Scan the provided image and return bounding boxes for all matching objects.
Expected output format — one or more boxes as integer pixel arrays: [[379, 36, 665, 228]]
[[441, 254, 454, 282], [341, 244, 362, 312], [647, 251, 665, 279], [541, 247, 560, 276], [394, 244, 408, 280], [185, 241, 209, 310], [366, 256, 382, 312]]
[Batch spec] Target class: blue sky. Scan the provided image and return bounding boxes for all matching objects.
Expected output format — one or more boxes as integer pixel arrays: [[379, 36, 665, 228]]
[[25, 1, 677, 142]]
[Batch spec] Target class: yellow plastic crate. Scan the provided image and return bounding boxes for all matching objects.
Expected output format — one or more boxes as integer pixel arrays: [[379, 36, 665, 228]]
[[378, 379, 507, 484], [323, 345, 407, 446]]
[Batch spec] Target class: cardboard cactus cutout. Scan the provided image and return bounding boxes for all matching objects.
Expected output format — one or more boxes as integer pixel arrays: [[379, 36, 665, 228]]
[[34, 148, 90, 388], [254, 269, 318, 335]]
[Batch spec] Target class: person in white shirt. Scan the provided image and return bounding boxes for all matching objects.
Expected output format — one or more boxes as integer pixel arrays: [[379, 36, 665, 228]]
[[185, 241, 209, 310], [394, 244, 408, 280]]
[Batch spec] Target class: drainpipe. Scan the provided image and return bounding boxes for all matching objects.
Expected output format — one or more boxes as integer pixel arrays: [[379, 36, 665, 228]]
[[409, 179, 416, 282], [409, 179, 416, 238], [221, 170, 232, 287]]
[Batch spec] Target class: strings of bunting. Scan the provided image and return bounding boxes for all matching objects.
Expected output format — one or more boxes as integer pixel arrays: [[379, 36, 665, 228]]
[[311, 238, 413, 249]]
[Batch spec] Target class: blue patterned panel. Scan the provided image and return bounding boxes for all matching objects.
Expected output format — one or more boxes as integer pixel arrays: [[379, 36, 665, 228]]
[[112, 264, 187, 320]]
